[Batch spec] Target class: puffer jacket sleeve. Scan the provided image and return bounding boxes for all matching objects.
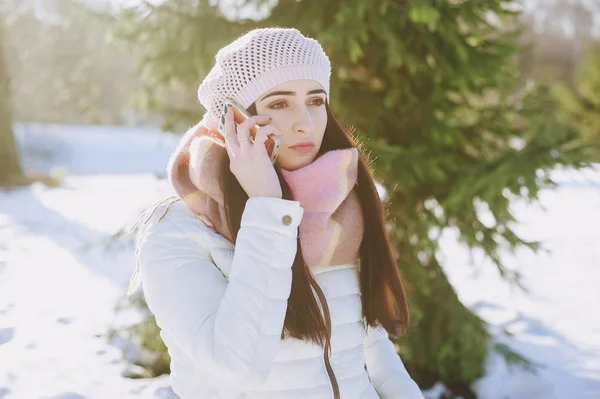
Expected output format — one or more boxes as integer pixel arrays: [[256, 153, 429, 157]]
[[364, 325, 425, 399], [137, 196, 303, 388]]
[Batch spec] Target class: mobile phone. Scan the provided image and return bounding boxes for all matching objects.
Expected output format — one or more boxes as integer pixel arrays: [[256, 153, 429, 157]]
[[222, 99, 280, 164]]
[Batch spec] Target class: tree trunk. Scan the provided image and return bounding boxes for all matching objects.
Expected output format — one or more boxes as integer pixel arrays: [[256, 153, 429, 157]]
[[400, 255, 489, 397], [0, 13, 23, 186], [388, 206, 489, 395]]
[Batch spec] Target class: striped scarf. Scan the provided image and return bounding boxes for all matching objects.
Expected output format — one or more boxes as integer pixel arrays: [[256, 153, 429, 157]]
[[169, 123, 364, 267]]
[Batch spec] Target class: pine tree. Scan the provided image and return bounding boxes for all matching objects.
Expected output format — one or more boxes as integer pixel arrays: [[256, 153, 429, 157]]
[[115, 0, 590, 394]]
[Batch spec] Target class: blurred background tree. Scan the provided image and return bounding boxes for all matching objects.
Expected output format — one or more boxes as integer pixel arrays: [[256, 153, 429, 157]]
[[551, 50, 600, 160], [0, 6, 22, 186], [518, 0, 597, 81], [112, 0, 596, 396], [2, 0, 140, 125], [518, 0, 600, 162]]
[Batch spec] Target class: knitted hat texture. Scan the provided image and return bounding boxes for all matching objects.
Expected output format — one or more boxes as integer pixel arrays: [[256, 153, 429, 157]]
[[197, 27, 331, 130]]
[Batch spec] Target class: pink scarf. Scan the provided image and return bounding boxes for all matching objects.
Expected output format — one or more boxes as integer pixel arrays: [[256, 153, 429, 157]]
[[168, 123, 364, 267]]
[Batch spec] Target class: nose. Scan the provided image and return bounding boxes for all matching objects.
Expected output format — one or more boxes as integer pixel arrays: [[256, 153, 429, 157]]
[[292, 106, 314, 135]]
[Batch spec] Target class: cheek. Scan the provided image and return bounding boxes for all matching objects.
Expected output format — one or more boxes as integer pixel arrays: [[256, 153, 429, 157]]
[[314, 110, 328, 141]]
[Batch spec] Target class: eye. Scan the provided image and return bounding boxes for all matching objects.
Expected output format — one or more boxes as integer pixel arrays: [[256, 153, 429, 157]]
[[268, 100, 288, 110], [310, 98, 325, 106]]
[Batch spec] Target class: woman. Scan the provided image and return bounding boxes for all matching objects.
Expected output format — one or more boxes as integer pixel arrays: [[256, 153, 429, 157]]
[[131, 27, 424, 399]]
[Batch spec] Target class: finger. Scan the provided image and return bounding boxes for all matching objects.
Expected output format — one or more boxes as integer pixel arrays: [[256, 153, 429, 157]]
[[254, 124, 280, 146], [238, 115, 271, 138], [222, 106, 239, 158], [253, 127, 280, 161]]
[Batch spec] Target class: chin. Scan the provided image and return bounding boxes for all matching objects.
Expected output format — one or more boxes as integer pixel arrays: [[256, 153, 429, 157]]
[[279, 155, 316, 171]]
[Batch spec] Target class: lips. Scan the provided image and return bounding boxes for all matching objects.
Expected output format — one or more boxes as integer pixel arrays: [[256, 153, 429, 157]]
[[289, 141, 314, 149], [289, 142, 315, 154]]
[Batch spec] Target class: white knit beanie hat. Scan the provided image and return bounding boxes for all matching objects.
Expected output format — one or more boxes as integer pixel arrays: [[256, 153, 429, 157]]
[[197, 27, 331, 131]]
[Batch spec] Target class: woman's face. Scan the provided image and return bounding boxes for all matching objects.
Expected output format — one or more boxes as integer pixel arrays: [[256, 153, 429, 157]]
[[254, 79, 328, 171]]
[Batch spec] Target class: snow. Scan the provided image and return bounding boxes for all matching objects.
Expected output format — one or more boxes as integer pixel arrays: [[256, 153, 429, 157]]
[[1, 124, 178, 399], [1, 123, 599, 398], [438, 168, 600, 399]]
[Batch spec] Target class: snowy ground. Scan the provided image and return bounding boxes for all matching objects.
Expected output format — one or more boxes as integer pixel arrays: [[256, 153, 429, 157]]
[[0, 123, 598, 399]]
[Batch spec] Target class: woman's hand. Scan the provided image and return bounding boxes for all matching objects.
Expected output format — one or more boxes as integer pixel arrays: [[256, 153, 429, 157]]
[[220, 104, 283, 199]]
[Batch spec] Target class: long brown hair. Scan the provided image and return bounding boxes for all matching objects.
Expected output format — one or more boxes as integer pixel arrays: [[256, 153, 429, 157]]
[[220, 102, 409, 346]]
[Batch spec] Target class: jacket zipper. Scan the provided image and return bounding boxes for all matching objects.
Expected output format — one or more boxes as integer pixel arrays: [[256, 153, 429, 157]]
[[312, 283, 340, 399]]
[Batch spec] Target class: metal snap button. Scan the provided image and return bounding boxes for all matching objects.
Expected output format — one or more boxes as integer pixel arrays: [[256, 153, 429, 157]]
[[282, 215, 292, 226]]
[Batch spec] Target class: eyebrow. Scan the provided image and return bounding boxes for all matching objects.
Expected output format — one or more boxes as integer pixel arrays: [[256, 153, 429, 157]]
[[259, 89, 327, 101]]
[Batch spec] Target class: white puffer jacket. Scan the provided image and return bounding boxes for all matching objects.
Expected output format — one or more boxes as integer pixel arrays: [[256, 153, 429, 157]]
[[137, 196, 425, 399]]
